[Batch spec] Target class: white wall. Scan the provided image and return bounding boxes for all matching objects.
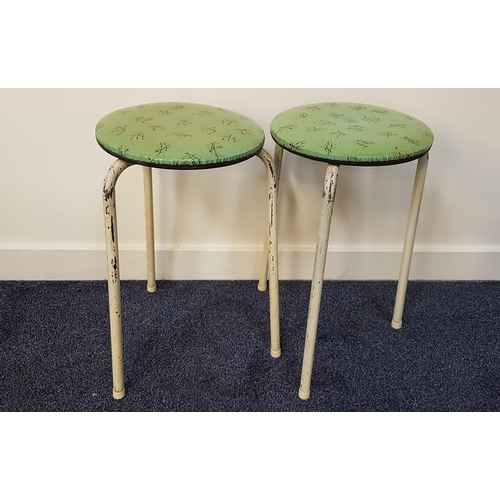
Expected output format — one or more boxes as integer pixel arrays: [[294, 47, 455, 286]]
[[1, 88, 499, 280]]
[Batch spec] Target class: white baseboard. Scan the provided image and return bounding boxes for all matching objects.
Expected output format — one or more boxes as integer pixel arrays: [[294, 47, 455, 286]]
[[0, 244, 499, 281]]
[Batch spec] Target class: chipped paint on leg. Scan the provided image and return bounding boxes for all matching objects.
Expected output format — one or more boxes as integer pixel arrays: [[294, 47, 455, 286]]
[[299, 163, 340, 400], [102, 159, 133, 399]]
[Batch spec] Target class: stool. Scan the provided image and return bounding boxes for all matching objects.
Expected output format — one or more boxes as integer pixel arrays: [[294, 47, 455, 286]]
[[96, 102, 280, 399], [269, 102, 434, 400]]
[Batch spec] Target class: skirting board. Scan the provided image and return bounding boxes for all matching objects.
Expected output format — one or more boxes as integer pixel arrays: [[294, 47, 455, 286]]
[[0, 245, 499, 280]]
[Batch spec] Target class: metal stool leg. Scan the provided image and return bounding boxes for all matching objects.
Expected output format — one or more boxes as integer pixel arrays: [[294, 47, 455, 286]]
[[257, 149, 281, 358], [299, 164, 340, 400], [391, 154, 429, 329], [103, 159, 133, 400], [143, 167, 157, 293], [258, 144, 283, 292]]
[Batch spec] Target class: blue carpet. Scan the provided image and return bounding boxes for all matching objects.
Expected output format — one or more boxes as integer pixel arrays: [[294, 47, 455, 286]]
[[1, 280, 499, 411]]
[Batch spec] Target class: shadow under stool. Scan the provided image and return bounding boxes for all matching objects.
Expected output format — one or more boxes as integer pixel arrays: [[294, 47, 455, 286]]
[[96, 102, 280, 399], [265, 102, 434, 400]]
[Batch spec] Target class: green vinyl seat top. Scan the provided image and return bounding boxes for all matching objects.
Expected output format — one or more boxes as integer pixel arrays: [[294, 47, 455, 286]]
[[270, 102, 434, 166], [95, 102, 265, 169]]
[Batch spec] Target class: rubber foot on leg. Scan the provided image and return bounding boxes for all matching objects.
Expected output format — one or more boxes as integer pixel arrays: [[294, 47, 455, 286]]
[[113, 387, 125, 400], [298, 388, 310, 400]]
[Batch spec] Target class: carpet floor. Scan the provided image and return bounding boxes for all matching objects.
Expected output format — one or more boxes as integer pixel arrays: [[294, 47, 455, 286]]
[[1, 280, 499, 411]]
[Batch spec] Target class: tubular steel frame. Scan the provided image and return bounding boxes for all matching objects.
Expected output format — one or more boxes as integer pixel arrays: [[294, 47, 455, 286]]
[[103, 150, 280, 399]]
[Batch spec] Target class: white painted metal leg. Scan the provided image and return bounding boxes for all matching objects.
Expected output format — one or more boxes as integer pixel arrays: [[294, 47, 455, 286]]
[[258, 144, 283, 292], [103, 159, 133, 400], [257, 148, 281, 358], [299, 164, 340, 400], [392, 154, 429, 329], [143, 167, 157, 293]]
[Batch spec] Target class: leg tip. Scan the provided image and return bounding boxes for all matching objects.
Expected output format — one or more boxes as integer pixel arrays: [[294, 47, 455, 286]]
[[147, 284, 157, 293], [113, 387, 125, 400], [392, 319, 402, 330], [298, 388, 310, 400], [271, 347, 281, 358], [258, 283, 267, 292]]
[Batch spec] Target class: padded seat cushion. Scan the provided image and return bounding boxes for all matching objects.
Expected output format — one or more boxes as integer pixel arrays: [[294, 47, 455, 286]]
[[270, 102, 433, 166], [96, 102, 265, 169]]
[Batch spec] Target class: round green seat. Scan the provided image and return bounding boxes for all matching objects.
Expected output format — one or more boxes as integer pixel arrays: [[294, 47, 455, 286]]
[[270, 102, 434, 166], [96, 102, 265, 169]]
